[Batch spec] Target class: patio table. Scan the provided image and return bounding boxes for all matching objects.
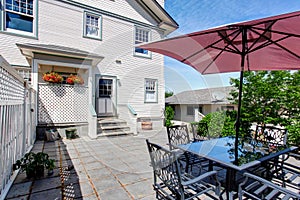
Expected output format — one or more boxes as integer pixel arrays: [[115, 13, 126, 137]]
[[175, 136, 298, 200]]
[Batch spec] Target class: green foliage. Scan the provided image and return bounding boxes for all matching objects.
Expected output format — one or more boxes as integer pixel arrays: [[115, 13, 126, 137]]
[[165, 106, 174, 127], [165, 91, 174, 98], [13, 152, 55, 178], [200, 111, 236, 137], [229, 70, 300, 144]]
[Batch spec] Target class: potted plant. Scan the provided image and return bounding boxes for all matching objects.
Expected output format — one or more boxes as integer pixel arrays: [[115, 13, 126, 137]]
[[46, 159, 55, 176], [65, 128, 77, 139], [42, 71, 64, 83], [13, 152, 55, 179], [66, 74, 84, 85]]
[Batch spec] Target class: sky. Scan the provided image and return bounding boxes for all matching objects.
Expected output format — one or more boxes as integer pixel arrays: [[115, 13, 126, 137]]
[[163, 0, 300, 94]]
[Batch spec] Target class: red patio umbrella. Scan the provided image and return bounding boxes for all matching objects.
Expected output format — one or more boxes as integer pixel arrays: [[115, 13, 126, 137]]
[[139, 10, 300, 163]]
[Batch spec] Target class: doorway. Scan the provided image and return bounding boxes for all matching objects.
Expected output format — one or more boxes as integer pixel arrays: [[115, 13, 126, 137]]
[[96, 76, 117, 117]]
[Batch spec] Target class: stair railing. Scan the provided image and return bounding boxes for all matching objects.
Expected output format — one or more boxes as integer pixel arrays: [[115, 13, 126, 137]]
[[127, 104, 138, 135]]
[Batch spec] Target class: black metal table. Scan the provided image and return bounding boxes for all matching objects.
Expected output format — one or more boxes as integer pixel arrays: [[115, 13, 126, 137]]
[[176, 136, 298, 200]]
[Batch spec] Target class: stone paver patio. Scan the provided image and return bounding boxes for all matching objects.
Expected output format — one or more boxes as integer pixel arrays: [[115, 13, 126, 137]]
[[5, 129, 171, 200], [5, 128, 299, 199]]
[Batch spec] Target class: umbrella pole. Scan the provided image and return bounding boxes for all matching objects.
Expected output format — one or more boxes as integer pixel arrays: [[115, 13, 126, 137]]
[[234, 27, 247, 165]]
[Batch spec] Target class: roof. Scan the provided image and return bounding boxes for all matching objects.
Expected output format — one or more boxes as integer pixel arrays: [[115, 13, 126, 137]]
[[166, 86, 235, 105], [138, 0, 178, 34], [17, 43, 104, 66]]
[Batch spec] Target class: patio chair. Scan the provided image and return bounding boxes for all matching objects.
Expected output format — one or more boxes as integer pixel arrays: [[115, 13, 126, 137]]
[[252, 125, 289, 179], [238, 172, 300, 200], [146, 139, 221, 200], [166, 125, 207, 174], [255, 125, 287, 146], [191, 122, 209, 141], [270, 151, 300, 190]]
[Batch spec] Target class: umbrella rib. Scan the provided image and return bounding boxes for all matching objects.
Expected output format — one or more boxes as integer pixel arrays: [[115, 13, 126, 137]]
[[181, 28, 241, 63], [250, 28, 300, 59], [253, 26, 300, 38], [246, 21, 276, 53], [217, 28, 243, 54]]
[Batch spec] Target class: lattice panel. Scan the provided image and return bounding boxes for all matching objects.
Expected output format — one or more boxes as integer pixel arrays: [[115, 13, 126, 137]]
[[0, 67, 24, 104], [38, 84, 88, 124]]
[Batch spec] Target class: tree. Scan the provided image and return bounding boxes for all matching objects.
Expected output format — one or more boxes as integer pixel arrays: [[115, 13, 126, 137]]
[[165, 91, 174, 98], [200, 111, 236, 137], [165, 106, 174, 127], [229, 70, 300, 145]]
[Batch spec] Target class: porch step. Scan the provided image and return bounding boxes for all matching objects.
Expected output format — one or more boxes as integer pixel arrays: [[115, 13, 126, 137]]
[[97, 118, 133, 136]]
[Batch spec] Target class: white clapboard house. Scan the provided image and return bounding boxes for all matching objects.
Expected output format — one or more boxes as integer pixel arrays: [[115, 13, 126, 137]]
[[0, 0, 178, 138]]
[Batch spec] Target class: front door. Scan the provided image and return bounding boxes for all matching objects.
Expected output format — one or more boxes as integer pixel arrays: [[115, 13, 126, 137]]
[[96, 76, 117, 117]]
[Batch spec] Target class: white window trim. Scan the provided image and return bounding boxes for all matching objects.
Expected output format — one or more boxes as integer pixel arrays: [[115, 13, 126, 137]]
[[3, 0, 37, 37], [83, 11, 102, 40], [134, 26, 151, 58], [144, 78, 158, 103]]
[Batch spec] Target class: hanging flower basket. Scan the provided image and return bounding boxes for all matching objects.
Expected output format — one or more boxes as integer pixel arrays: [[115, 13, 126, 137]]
[[43, 72, 64, 83], [66, 74, 84, 85]]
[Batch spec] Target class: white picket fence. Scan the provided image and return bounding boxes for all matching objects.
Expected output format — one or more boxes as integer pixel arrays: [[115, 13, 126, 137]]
[[0, 56, 36, 200]]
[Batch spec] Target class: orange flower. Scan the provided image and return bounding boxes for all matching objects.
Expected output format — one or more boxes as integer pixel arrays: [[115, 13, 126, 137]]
[[43, 72, 63, 83]]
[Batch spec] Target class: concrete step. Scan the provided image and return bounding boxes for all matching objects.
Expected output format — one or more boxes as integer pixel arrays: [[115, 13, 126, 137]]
[[97, 118, 132, 136], [97, 130, 134, 137]]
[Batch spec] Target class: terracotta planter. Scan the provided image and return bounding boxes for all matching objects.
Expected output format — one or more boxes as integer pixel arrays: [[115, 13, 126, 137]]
[[141, 122, 152, 130]]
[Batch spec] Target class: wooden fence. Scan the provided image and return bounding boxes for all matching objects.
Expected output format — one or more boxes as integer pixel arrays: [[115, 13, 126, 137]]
[[0, 56, 36, 199]]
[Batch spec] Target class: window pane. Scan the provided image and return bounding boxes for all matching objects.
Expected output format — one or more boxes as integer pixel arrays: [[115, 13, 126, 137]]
[[135, 28, 150, 55], [6, 12, 33, 33], [145, 79, 157, 102], [85, 13, 100, 38]]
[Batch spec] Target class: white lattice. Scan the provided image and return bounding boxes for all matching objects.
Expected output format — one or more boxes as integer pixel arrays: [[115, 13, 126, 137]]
[[38, 84, 88, 124], [0, 67, 24, 104]]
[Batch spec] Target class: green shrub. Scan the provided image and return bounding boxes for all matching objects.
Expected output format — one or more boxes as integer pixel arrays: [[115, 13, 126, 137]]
[[200, 111, 235, 137], [165, 106, 174, 127]]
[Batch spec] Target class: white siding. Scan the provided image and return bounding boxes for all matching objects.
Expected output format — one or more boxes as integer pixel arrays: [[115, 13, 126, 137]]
[[0, 0, 166, 130]]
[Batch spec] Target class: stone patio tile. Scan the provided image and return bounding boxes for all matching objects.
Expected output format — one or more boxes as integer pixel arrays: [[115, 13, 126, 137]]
[[5, 195, 28, 200], [82, 161, 103, 171], [63, 182, 86, 199], [92, 177, 121, 193], [31, 176, 61, 193], [124, 179, 154, 199], [86, 167, 112, 180], [30, 188, 62, 200], [76, 181, 95, 197], [116, 172, 148, 185], [98, 187, 132, 200], [103, 161, 132, 174], [80, 193, 98, 200], [77, 151, 92, 158], [5, 182, 32, 199], [138, 193, 156, 200], [13, 172, 30, 184], [79, 155, 99, 164]]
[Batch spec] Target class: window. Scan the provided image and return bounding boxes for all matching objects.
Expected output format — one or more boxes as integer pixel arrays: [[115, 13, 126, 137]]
[[134, 27, 151, 57], [99, 79, 112, 97], [84, 12, 102, 39], [4, 0, 36, 35], [145, 79, 157, 103], [187, 106, 194, 116], [221, 106, 234, 111], [17, 68, 31, 82]]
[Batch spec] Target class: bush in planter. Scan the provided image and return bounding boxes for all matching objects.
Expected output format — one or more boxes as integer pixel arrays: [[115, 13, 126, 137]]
[[13, 152, 55, 179]]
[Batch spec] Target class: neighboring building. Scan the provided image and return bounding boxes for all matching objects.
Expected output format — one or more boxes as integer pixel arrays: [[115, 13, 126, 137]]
[[166, 86, 237, 122], [0, 0, 178, 137]]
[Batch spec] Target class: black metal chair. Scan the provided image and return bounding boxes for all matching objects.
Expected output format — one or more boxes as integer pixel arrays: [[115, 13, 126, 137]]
[[270, 151, 300, 190], [255, 125, 288, 146], [146, 139, 221, 200], [166, 125, 207, 175], [191, 122, 209, 141], [251, 125, 289, 179], [238, 172, 300, 200]]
